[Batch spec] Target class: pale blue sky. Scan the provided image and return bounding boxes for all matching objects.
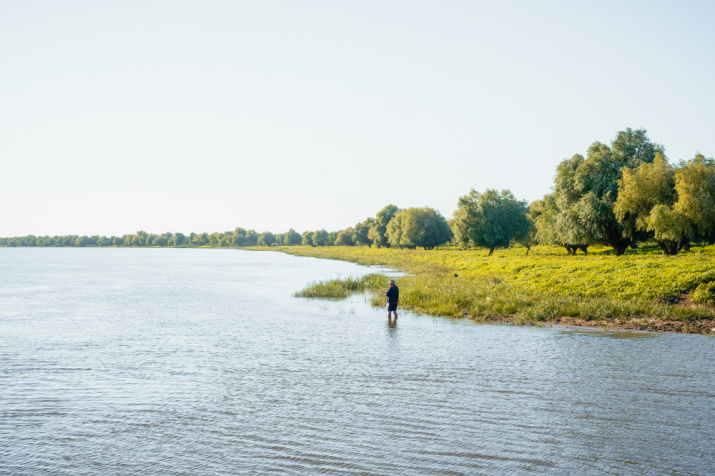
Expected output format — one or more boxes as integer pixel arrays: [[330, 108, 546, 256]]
[[2, 1, 714, 237]]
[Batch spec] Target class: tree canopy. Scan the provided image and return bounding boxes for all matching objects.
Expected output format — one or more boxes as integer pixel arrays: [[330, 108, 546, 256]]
[[615, 153, 715, 254], [537, 128, 664, 255], [386, 207, 452, 250], [369, 204, 399, 248], [452, 189, 530, 255]]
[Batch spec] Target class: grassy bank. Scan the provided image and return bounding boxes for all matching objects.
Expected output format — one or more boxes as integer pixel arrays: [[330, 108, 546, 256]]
[[265, 244, 715, 334]]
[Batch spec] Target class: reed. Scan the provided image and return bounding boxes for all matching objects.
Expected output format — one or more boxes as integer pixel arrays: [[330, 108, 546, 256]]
[[295, 274, 385, 299]]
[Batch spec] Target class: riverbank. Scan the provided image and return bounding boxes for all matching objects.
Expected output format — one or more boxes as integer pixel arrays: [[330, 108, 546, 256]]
[[261, 244, 715, 335]]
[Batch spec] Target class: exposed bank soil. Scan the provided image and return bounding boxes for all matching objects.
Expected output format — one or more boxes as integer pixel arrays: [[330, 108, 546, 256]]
[[484, 316, 715, 334]]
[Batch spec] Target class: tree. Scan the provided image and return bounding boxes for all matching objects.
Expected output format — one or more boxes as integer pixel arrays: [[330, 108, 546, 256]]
[[647, 205, 689, 255], [302, 232, 314, 246], [284, 228, 302, 245], [615, 153, 715, 254], [674, 154, 715, 242], [335, 229, 355, 246], [386, 207, 452, 250], [245, 230, 259, 246], [539, 128, 664, 255], [312, 229, 329, 247], [515, 201, 540, 255], [353, 218, 374, 247], [369, 204, 399, 248], [232, 228, 247, 246], [138, 231, 150, 246], [534, 194, 561, 246], [611, 127, 664, 168], [258, 232, 276, 246], [193, 233, 209, 246], [75, 235, 93, 247], [452, 189, 530, 255], [614, 153, 677, 252], [152, 235, 168, 247]]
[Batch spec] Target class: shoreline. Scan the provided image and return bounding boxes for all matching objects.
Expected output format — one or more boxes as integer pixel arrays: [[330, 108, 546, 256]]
[[484, 315, 715, 335], [263, 245, 715, 335]]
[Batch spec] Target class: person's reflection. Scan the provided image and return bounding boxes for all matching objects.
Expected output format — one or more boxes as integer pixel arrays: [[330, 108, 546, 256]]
[[385, 315, 399, 354]]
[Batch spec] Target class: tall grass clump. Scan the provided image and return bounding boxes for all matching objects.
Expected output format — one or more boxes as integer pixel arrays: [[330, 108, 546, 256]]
[[295, 273, 387, 299]]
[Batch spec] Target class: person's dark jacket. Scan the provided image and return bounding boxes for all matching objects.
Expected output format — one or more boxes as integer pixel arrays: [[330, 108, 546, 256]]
[[386, 285, 399, 303]]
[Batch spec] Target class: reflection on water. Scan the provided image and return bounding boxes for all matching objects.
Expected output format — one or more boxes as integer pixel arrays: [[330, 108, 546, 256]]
[[1, 248, 714, 475], [558, 328, 660, 339]]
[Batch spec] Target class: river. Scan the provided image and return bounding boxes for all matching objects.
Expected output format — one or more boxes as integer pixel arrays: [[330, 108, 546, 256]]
[[1, 248, 713, 475]]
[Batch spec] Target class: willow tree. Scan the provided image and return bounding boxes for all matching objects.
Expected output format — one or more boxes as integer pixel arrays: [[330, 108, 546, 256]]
[[615, 153, 715, 255], [283, 228, 302, 245], [614, 153, 676, 250], [258, 232, 276, 246], [539, 128, 664, 255], [368, 204, 399, 248], [335, 228, 355, 246], [675, 154, 715, 242], [386, 207, 452, 250], [353, 218, 374, 247], [311, 229, 329, 247], [452, 189, 529, 255]]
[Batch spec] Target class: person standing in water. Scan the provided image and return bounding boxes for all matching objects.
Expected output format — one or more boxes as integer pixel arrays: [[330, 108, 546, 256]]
[[385, 279, 399, 321]]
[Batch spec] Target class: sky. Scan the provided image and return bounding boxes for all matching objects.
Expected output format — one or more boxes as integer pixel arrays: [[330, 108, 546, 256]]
[[2, 0, 715, 237]]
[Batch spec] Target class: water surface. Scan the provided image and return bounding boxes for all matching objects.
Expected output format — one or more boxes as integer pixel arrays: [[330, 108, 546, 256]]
[[1, 248, 713, 475]]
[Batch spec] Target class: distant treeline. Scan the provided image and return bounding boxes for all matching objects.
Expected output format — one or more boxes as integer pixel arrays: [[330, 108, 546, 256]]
[[3, 128, 714, 256]]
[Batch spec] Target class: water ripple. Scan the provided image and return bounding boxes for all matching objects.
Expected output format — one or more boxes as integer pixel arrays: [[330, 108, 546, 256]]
[[1, 248, 714, 475]]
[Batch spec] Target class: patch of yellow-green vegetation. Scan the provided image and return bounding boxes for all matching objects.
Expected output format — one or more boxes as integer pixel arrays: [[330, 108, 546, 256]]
[[295, 274, 385, 299], [691, 281, 715, 304], [273, 244, 715, 325]]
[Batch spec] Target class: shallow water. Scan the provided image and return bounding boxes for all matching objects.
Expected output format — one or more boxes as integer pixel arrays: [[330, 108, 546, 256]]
[[1, 248, 713, 475]]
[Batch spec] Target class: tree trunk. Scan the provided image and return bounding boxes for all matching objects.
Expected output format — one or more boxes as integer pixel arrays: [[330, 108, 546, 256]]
[[488, 247, 495, 256], [612, 242, 628, 256], [609, 236, 630, 256], [657, 240, 680, 255]]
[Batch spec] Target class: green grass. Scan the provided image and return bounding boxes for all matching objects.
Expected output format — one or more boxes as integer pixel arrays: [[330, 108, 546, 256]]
[[294, 274, 386, 299], [270, 244, 715, 330]]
